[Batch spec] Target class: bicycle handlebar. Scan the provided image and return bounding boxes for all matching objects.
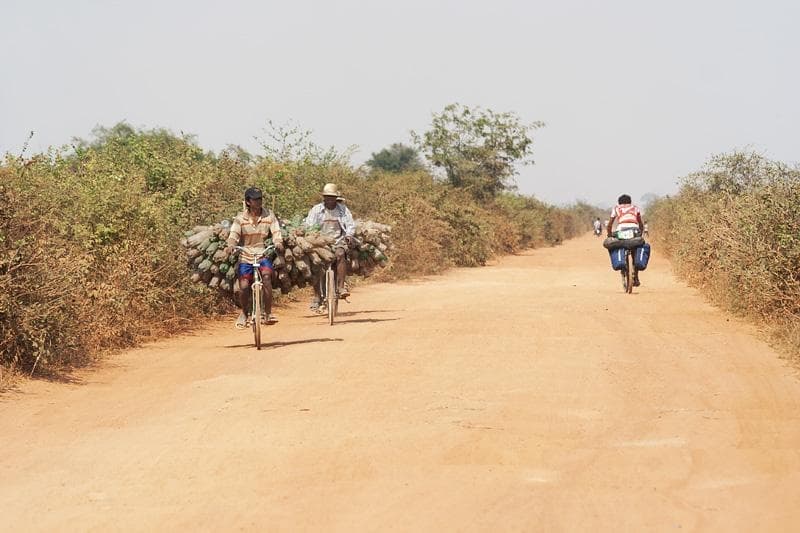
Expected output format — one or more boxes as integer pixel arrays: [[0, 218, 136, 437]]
[[233, 245, 275, 261], [335, 235, 361, 247]]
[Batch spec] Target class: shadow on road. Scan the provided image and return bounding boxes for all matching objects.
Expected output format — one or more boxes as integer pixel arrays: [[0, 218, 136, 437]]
[[334, 309, 404, 317], [223, 337, 344, 349], [303, 308, 404, 320], [334, 317, 400, 325], [1, 368, 87, 397]]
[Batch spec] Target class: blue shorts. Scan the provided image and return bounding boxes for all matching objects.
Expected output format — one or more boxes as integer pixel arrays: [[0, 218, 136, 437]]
[[238, 258, 273, 282]]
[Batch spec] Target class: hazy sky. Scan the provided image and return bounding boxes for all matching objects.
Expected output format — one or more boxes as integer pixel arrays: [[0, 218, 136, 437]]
[[2, 0, 798, 206]]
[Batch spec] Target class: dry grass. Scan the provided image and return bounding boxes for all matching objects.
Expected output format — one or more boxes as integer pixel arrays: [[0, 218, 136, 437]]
[[1, 130, 596, 379], [648, 152, 800, 363]]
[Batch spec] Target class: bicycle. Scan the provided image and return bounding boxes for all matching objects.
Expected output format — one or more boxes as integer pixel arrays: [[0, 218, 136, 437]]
[[316, 236, 358, 325], [607, 228, 643, 294], [234, 245, 274, 349], [319, 261, 338, 326], [620, 247, 635, 294]]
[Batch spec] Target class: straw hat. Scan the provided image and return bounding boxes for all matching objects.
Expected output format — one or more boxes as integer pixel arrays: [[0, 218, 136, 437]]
[[321, 183, 341, 197]]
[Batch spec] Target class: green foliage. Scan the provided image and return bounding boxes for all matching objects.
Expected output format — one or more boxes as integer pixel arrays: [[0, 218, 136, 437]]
[[413, 103, 544, 199], [0, 128, 230, 376], [1, 122, 587, 378], [647, 151, 800, 359], [366, 143, 424, 173], [494, 193, 550, 247], [255, 120, 356, 166], [338, 171, 594, 274]]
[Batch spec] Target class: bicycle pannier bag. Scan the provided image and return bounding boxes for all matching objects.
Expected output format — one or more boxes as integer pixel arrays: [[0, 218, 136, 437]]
[[634, 243, 651, 271], [609, 248, 626, 271]]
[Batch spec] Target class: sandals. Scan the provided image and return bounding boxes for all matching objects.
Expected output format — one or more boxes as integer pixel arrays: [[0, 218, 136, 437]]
[[338, 282, 351, 299], [237, 311, 279, 328]]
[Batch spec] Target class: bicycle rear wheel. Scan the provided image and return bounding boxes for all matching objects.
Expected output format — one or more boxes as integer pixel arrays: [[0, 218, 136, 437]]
[[252, 283, 262, 349], [624, 251, 634, 294], [326, 268, 336, 325]]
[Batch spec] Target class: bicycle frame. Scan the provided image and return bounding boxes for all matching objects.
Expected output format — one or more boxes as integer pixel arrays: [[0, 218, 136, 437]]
[[234, 246, 271, 349], [609, 228, 641, 294], [319, 262, 337, 325], [317, 236, 359, 325], [621, 248, 634, 294]]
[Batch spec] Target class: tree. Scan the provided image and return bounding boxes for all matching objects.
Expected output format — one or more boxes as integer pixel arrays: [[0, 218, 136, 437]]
[[366, 143, 424, 173], [412, 103, 543, 199], [255, 119, 356, 165], [221, 144, 254, 165]]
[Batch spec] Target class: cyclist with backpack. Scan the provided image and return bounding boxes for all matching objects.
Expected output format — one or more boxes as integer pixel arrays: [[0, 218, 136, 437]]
[[607, 194, 645, 286]]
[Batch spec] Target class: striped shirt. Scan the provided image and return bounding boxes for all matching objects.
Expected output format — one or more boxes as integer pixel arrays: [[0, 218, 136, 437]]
[[226, 208, 283, 262], [611, 204, 642, 230]]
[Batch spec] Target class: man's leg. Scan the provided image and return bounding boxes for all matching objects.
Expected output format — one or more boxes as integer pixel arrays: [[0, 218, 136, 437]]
[[633, 268, 641, 287], [335, 247, 349, 297], [238, 277, 252, 327], [310, 273, 322, 310], [260, 268, 278, 323]]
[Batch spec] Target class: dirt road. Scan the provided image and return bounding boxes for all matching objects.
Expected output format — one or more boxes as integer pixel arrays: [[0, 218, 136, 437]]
[[2, 234, 800, 531]]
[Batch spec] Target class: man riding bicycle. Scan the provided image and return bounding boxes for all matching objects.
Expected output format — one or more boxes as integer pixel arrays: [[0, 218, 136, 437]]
[[224, 187, 285, 329], [304, 183, 355, 311], [607, 193, 645, 287]]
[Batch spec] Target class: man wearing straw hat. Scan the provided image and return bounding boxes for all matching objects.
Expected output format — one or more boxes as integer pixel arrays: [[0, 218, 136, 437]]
[[304, 183, 355, 311]]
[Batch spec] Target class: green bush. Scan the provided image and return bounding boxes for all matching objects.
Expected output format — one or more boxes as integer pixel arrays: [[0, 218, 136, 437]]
[[1, 124, 598, 377]]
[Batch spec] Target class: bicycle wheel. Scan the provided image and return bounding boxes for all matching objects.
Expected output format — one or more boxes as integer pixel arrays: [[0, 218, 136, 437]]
[[326, 268, 336, 325], [624, 251, 634, 294], [252, 282, 262, 349]]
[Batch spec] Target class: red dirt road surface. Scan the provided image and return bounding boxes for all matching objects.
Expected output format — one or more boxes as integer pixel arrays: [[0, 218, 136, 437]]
[[2, 234, 800, 531]]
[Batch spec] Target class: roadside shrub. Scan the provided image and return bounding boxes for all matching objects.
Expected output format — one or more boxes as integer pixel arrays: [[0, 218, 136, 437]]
[[648, 152, 800, 360], [1, 125, 599, 378], [0, 169, 89, 373]]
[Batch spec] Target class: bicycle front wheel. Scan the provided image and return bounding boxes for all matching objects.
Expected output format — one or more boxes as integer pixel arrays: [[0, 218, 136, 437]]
[[326, 268, 336, 325], [252, 283, 262, 349]]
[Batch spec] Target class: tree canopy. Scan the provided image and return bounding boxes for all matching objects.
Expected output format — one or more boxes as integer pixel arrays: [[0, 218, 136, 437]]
[[366, 143, 424, 173], [413, 103, 544, 199]]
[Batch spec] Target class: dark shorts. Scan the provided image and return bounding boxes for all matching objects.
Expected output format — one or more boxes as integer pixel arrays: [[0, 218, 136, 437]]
[[238, 258, 273, 282]]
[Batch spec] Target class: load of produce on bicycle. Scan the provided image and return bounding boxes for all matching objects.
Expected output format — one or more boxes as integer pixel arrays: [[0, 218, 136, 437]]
[[179, 183, 392, 327]]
